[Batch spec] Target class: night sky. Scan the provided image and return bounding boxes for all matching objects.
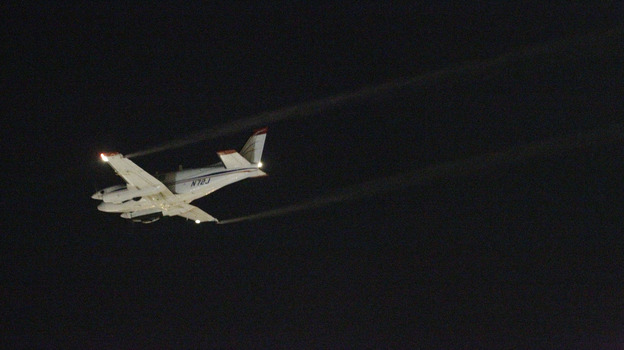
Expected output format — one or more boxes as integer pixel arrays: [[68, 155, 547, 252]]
[[5, 2, 624, 348]]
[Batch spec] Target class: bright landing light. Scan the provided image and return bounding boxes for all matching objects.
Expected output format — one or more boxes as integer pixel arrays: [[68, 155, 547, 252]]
[[257, 162, 263, 168], [100, 153, 109, 162], [195, 220, 201, 224]]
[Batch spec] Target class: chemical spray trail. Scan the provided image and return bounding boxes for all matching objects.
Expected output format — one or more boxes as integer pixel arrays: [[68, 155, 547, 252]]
[[218, 124, 624, 224], [127, 28, 621, 158]]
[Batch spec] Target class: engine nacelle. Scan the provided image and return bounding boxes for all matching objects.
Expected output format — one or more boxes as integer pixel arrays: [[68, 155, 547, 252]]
[[92, 185, 125, 200], [132, 213, 162, 224], [102, 186, 163, 203]]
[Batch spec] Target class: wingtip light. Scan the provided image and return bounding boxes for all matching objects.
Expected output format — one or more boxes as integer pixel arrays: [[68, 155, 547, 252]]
[[195, 219, 201, 224], [100, 153, 109, 162]]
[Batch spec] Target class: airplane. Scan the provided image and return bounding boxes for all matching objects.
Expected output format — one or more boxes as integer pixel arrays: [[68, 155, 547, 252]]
[[91, 128, 268, 224]]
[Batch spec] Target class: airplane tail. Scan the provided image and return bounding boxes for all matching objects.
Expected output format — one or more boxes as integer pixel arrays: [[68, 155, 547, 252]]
[[240, 127, 267, 165]]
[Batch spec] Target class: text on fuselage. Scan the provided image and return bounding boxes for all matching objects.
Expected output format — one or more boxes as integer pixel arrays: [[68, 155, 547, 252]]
[[191, 177, 210, 187]]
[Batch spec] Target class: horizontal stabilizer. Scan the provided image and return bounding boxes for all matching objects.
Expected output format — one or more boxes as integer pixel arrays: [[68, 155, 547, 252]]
[[217, 150, 251, 169]]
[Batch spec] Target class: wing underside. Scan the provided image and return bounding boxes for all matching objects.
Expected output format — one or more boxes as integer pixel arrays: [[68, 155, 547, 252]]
[[169, 204, 218, 223]]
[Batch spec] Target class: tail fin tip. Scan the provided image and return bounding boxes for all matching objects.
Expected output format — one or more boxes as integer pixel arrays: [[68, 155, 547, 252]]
[[253, 127, 268, 136], [240, 127, 267, 164]]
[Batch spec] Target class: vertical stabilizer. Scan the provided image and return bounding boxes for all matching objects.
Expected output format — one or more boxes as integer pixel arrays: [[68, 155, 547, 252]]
[[240, 127, 267, 164]]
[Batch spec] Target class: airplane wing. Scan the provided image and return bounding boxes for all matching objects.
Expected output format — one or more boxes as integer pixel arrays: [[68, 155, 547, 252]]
[[101, 152, 175, 198], [165, 203, 218, 223], [101, 153, 217, 223]]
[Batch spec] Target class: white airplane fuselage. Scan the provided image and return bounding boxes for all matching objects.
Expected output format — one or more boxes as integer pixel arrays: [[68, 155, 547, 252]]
[[94, 163, 264, 216]]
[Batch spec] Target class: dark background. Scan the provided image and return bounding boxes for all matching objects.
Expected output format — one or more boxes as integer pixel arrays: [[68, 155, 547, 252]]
[[4, 2, 624, 348]]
